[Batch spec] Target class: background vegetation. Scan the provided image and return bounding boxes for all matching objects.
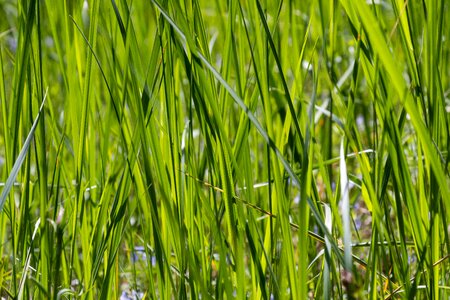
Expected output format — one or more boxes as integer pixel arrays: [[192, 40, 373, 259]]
[[0, 0, 449, 299]]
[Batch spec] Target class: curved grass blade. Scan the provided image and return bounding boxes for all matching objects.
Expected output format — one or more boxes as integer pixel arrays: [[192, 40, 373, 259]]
[[347, 0, 450, 207], [150, 0, 345, 267], [18, 218, 41, 299], [0, 90, 47, 212], [255, 0, 305, 151]]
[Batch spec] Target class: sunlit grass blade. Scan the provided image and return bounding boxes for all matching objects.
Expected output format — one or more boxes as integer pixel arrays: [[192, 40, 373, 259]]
[[0, 91, 47, 212], [0, 0, 449, 298], [150, 0, 343, 259], [339, 139, 352, 272]]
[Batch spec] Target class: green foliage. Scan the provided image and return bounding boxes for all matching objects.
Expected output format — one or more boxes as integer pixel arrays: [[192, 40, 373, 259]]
[[0, 0, 449, 298]]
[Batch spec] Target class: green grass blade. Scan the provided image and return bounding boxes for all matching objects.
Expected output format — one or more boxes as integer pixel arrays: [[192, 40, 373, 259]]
[[0, 92, 46, 212]]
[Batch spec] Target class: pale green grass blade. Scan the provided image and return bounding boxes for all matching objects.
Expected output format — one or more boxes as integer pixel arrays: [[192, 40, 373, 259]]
[[339, 139, 352, 272], [322, 202, 332, 299], [0, 0, 449, 297], [150, 0, 342, 255], [18, 218, 40, 299], [346, 0, 449, 205], [0, 92, 46, 212]]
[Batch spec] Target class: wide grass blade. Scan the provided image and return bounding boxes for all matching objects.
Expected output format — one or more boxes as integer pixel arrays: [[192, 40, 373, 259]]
[[0, 91, 47, 212], [0, 0, 449, 298]]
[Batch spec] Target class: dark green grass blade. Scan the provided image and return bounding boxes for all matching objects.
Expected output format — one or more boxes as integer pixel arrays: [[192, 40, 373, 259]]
[[151, 0, 345, 272]]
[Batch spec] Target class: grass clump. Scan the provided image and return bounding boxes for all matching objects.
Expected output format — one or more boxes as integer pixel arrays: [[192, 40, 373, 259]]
[[0, 0, 449, 299]]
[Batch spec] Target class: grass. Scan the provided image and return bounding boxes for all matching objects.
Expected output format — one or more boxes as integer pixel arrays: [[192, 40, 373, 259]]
[[0, 0, 449, 299]]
